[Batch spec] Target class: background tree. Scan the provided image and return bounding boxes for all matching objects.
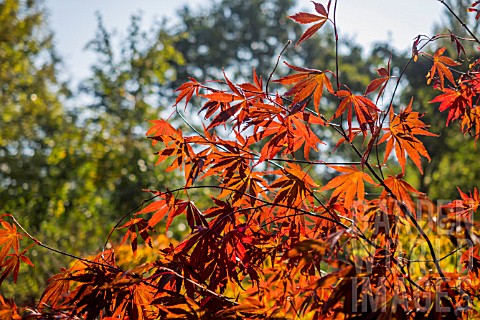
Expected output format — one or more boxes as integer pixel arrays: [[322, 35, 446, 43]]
[[78, 13, 184, 216], [172, 0, 299, 83], [0, 2, 185, 302], [0, 0, 82, 301]]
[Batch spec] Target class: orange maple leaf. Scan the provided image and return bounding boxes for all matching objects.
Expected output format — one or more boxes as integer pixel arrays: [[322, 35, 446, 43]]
[[365, 60, 391, 103], [332, 90, 380, 139], [258, 110, 324, 162], [443, 187, 480, 220], [274, 62, 333, 115], [379, 100, 437, 174], [381, 175, 424, 214], [461, 106, 480, 141], [218, 170, 269, 206], [0, 221, 21, 263], [0, 251, 34, 285], [321, 166, 375, 209], [39, 268, 72, 309], [174, 77, 201, 107], [426, 47, 460, 89], [0, 295, 21, 320]]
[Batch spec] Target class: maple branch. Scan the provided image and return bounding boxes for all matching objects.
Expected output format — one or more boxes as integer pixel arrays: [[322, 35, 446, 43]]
[[174, 105, 349, 226], [166, 184, 352, 227], [382, 34, 435, 123], [104, 194, 159, 250], [407, 243, 468, 263], [266, 40, 291, 99], [9, 213, 239, 308], [154, 266, 238, 305], [333, 0, 340, 91], [270, 158, 361, 166], [325, 109, 447, 279], [438, 0, 480, 45], [8, 215, 120, 271], [421, 53, 465, 76], [163, 184, 422, 289], [343, 137, 446, 279]]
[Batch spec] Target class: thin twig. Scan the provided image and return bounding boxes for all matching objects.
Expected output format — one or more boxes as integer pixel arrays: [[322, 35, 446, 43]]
[[156, 266, 238, 305], [9, 215, 120, 271], [266, 40, 291, 99], [438, 0, 480, 45], [333, 0, 340, 91]]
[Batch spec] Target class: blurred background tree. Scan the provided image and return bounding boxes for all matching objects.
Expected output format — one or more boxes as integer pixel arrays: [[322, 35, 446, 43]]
[[0, 0, 78, 300], [0, 0, 183, 302]]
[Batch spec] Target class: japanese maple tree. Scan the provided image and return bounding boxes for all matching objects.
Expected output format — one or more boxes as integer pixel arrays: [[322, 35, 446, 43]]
[[3, 1, 480, 319]]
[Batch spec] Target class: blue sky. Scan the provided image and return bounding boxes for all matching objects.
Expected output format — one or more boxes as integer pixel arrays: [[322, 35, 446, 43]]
[[45, 0, 443, 83]]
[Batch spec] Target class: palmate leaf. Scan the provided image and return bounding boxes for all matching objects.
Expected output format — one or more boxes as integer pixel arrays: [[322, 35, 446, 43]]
[[274, 62, 333, 115], [202, 71, 254, 130], [443, 187, 480, 220], [381, 174, 423, 214], [289, 2, 330, 46], [0, 251, 34, 285], [332, 90, 380, 139], [39, 268, 72, 309], [174, 77, 201, 108], [0, 295, 20, 320], [148, 122, 201, 184], [426, 47, 460, 89], [146, 119, 181, 147], [255, 107, 324, 162], [321, 166, 375, 209], [0, 221, 21, 263], [137, 195, 207, 234], [461, 106, 480, 141], [430, 85, 472, 125], [365, 59, 391, 103], [218, 170, 269, 206], [119, 218, 152, 256], [378, 100, 437, 174], [270, 163, 318, 207]]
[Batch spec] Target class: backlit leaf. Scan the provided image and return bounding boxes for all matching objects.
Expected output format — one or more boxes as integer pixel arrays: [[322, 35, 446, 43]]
[[378, 100, 437, 174], [321, 166, 375, 209]]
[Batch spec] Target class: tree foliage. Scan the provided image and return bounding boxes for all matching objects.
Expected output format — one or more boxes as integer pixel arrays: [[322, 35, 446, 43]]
[[3, 0, 480, 319], [0, 1, 185, 302]]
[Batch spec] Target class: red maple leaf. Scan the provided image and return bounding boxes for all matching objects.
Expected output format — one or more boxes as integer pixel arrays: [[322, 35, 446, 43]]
[[290, 2, 330, 46], [381, 175, 424, 214], [332, 90, 380, 139], [365, 60, 391, 103], [430, 85, 472, 125], [443, 187, 480, 220]]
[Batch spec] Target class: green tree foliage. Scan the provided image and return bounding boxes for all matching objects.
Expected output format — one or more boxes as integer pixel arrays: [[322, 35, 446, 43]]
[[0, 0, 66, 227], [0, 2, 185, 302], [78, 13, 184, 215], [0, 0, 78, 301], [172, 0, 301, 83]]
